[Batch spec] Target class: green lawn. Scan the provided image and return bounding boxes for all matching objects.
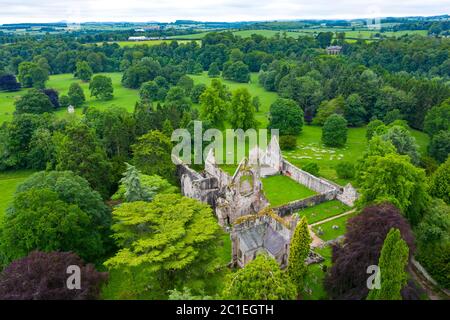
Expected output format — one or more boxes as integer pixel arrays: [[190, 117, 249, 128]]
[[0, 72, 139, 125], [97, 40, 200, 47], [171, 28, 428, 41], [297, 200, 350, 224], [0, 170, 35, 224], [312, 211, 358, 242], [261, 175, 316, 207], [283, 125, 429, 185], [303, 245, 332, 300]]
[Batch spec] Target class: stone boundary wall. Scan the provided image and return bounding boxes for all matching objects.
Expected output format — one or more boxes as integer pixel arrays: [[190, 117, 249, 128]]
[[281, 160, 338, 194], [273, 191, 337, 217]]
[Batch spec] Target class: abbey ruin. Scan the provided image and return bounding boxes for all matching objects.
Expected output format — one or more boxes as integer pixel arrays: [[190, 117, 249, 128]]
[[175, 136, 358, 268]]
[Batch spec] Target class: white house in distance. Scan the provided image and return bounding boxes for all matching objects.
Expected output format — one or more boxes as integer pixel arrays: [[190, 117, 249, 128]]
[[67, 105, 75, 114], [128, 36, 148, 41]]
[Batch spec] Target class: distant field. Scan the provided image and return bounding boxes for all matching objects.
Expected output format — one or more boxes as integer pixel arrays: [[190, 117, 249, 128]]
[[98, 40, 200, 47], [262, 175, 317, 207], [0, 170, 34, 224], [0, 72, 139, 124], [171, 28, 428, 41]]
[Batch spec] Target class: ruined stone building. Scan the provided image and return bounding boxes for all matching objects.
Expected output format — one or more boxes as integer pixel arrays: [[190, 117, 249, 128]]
[[175, 135, 358, 267]]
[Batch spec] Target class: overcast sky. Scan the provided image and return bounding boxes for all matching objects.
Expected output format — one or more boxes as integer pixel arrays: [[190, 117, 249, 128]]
[[0, 0, 448, 24]]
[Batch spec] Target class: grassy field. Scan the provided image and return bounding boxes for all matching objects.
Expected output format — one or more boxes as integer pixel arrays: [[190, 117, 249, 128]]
[[312, 211, 358, 242], [303, 245, 332, 300], [283, 125, 429, 185], [297, 200, 350, 224], [0, 72, 139, 124], [171, 28, 428, 41], [0, 170, 34, 224], [261, 175, 317, 207], [97, 40, 200, 47]]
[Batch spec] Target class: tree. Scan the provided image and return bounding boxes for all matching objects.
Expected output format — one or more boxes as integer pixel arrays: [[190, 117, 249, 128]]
[[429, 157, 450, 204], [0, 74, 20, 91], [324, 203, 416, 300], [53, 122, 112, 198], [415, 199, 450, 288], [104, 194, 221, 298], [132, 130, 175, 182], [59, 95, 70, 108], [177, 75, 194, 95], [27, 128, 55, 169], [68, 82, 85, 107], [288, 216, 311, 294], [367, 228, 409, 300], [229, 88, 257, 130], [0, 188, 107, 264], [89, 75, 113, 100], [42, 88, 60, 109], [344, 93, 367, 127], [208, 62, 220, 77], [112, 172, 177, 203], [191, 83, 207, 104], [317, 32, 333, 48], [121, 57, 161, 89], [165, 86, 192, 114], [322, 114, 347, 147], [18, 61, 48, 89], [14, 170, 112, 239], [84, 106, 135, 159], [223, 254, 297, 300], [382, 125, 420, 165], [428, 130, 450, 163], [222, 61, 250, 83], [423, 99, 450, 136], [366, 119, 385, 141], [74, 61, 93, 82], [335, 161, 355, 179], [118, 163, 155, 202], [0, 251, 107, 300], [357, 153, 430, 225], [139, 80, 158, 102], [302, 162, 319, 176], [252, 96, 261, 112], [279, 135, 297, 150], [269, 98, 304, 136], [200, 84, 228, 129], [313, 96, 345, 126], [14, 89, 53, 114]]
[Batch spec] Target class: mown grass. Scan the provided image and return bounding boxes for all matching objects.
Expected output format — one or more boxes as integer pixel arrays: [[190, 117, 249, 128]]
[[171, 28, 428, 41], [261, 175, 316, 207], [312, 211, 358, 242], [98, 40, 200, 47], [0, 72, 139, 125], [303, 245, 333, 300], [296, 200, 350, 224], [0, 170, 35, 224], [283, 125, 429, 186]]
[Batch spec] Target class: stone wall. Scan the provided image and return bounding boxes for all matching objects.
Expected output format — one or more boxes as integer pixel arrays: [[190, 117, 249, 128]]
[[273, 192, 336, 216], [336, 183, 359, 206], [281, 160, 338, 194], [177, 163, 219, 207]]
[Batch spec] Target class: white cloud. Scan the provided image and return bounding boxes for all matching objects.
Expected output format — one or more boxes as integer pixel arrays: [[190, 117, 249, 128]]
[[0, 0, 448, 24]]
